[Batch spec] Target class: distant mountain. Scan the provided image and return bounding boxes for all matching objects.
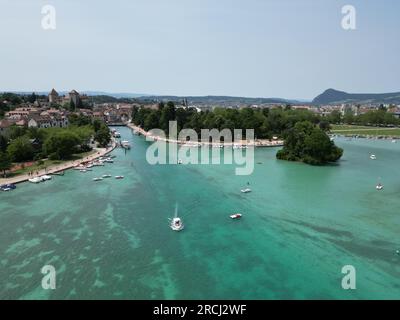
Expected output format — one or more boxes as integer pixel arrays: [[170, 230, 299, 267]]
[[136, 95, 302, 106], [312, 88, 400, 105]]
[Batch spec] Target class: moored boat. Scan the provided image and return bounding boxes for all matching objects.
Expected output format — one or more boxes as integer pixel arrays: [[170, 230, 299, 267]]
[[1, 184, 16, 191], [241, 188, 252, 193], [29, 177, 43, 183], [41, 175, 52, 181], [230, 213, 242, 219]]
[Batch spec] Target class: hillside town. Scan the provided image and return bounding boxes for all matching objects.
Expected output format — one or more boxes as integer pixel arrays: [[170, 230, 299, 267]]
[[0, 89, 135, 136]]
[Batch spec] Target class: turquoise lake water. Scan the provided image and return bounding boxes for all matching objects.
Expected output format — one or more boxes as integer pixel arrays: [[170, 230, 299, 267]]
[[0, 126, 399, 299]]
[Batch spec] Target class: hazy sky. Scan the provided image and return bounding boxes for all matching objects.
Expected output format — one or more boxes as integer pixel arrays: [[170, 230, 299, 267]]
[[0, 0, 399, 99]]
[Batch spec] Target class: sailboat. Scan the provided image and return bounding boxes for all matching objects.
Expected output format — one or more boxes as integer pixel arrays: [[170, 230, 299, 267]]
[[170, 203, 184, 231]]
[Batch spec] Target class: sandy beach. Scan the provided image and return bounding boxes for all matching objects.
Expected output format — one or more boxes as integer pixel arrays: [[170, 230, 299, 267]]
[[127, 123, 284, 148], [0, 140, 116, 185]]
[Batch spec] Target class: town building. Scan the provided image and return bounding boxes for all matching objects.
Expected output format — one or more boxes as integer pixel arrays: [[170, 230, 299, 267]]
[[48, 88, 59, 104]]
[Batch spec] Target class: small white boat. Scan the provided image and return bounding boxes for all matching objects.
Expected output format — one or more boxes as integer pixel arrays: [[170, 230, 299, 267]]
[[93, 177, 103, 182], [104, 158, 114, 163], [79, 169, 87, 173], [41, 175, 52, 181], [370, 154, 377, 160], [115, 176, 124, 179], [102, 174, 112, 178], [121, 141, 131, 149], [178, 159, 183, 164], [170, 204, 184, 231], [29, 177, 43, 183], [241, 188, 252, 193], [230, 213, 242, 219], [376, 183, 384, 190], [170, 217, 184, 231], [392, 140, 397, 143]]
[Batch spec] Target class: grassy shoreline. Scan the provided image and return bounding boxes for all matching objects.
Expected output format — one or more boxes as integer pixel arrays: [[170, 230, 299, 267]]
[[331, 125, 400, 137], [6, 150, 97, 178]]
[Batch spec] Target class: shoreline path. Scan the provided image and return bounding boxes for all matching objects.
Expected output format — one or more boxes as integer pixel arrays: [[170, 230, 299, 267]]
[[127, 123, 284, 148], [0, 140, 116, 185]]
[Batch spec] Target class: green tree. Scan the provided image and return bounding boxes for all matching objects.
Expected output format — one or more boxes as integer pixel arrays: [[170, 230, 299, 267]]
[[0, 135, 8, 152], [328, 110, 342, 124], [144, 111, 160, 131], [28, 92, 37, 103], [318, 120, 331, 132], [277, 121, 343, 165], [8, 125, 27, 140], [159, 102, 176, 134], [93, 119, 102, 132], [7, 136, 34, 162], [43, 132, 80, 159], [0, 151, 12, 177], [94, 127, 111, 148]]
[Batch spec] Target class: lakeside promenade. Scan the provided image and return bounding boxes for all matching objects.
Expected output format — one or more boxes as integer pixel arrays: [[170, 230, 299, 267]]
[[127, 123, 284, 148], [0, 140, 116, 185]]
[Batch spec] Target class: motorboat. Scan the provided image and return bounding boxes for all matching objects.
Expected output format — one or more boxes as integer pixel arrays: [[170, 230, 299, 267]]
[[102, 174, 112, 178], [93, 177, 103, 182], [1, 184, 16, 191], [170, 204, 184, 231], [115, 176, 124, 179], [79, 169, 88, 173], [0, 183, 16, 190], [241, 188, 252, 193], [104, 158, 114, 163], [178, 159, 183, 164], [370, 154, 377, 160], [170, 217, 184, 231], [376, 183, 384, 190], [230, 213, 242, 219], [41, 175, 52, 181]]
